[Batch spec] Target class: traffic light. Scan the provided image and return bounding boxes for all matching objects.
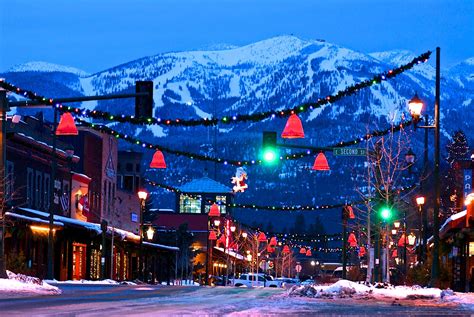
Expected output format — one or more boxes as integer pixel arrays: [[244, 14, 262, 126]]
[[377, 204, 393, 221], [135, 81, 154, 118], [262, 131, 278, 164]]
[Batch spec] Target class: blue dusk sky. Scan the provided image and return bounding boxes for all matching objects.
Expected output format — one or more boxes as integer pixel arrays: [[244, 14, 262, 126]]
[[1, 0, 473, 73]]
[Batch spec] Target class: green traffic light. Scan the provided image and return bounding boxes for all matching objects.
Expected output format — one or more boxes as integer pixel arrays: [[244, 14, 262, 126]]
[[380, 207, 392, 220], [263, 148, 277, 163]]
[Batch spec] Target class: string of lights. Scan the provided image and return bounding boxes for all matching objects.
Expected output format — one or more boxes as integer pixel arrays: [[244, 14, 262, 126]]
[[145, 178, 416, 211], [78, 118, 413, 167], [0, 51, 430, 127], [145, 178, 365, 210]]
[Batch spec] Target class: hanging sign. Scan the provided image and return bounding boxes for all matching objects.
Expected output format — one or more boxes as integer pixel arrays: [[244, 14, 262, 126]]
[[464, 170, 472, 199], [333, 148, 367, 156]]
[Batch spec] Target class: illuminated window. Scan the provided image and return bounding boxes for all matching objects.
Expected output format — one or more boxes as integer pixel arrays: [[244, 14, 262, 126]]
[[469, 242, 474, 256], [204, 195, 227, 214], [179, 194, 202, 213]]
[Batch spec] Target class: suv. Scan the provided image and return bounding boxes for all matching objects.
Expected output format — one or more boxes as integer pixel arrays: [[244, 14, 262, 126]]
[[232, 273, 282, 287]]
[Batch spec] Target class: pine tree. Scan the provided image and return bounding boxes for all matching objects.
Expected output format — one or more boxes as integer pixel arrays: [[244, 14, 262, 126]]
[[446, 130, 469, 166], [442, 130, 469, 217]]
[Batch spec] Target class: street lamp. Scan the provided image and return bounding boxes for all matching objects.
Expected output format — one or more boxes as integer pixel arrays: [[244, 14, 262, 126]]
[[137, 190, 148, 282], [146, 226, 155, 241], [407, 47, 441, 286], [213, 219, 221, 227], [416, 196, 425, 261]]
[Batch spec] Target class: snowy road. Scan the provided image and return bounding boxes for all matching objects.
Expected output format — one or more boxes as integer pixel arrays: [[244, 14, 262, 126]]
[[0, 284, 473, 316]]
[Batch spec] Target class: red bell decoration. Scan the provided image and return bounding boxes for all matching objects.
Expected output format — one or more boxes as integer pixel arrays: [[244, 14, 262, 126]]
[[398, 234, 406, 247], [281, 114, 305, 139], [359, 246, 366, 257], [56, 112, 78, 136], [305, 249, 312, 257], [208, 231, 217, 241], [208, 203, 220, 217], [348, 233, 358, 247], [312, 153, 330, 171], [282, 245, 290, 254], [347, 205, 355, 219], [269, 237, 277, 246], [257, 232, 267, 242], [150, 150, 166, 169], [217, 234, 226, 246], [392, 249, 398, 258], [267, 245, 275, 253], [299, 247, 306, 254]]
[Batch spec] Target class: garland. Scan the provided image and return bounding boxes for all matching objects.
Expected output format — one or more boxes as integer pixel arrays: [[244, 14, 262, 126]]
[[0, 51, 431, 127], [145, 178, 417, 211], [79, 118, 413, 166]]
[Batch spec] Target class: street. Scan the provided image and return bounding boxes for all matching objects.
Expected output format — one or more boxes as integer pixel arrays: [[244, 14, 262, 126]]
[[0, 284, 473, 316]]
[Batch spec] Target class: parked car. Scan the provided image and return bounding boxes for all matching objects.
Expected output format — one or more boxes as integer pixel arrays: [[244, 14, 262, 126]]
[[275, 277, 300, 288], [232, 273, 283, 287]]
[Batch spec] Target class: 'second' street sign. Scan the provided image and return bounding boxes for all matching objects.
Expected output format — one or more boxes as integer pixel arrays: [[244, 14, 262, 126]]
[[333, 148, 367, 156]]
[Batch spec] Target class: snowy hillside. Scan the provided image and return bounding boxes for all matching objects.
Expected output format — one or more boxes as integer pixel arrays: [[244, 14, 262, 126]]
[[7, 61, 89, 77]]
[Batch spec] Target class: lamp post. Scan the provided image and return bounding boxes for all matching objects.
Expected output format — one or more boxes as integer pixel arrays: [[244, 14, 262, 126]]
[[137, 190, 148, 282], [407, 47, 441, 286], [416, 196, 426, 262]]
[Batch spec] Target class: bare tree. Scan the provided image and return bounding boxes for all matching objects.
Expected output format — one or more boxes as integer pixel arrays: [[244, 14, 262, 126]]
[[353, 118, 417, 283]]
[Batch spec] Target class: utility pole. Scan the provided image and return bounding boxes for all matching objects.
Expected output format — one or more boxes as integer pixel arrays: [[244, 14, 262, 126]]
[[47, 107, 58, 280], [342, 206, 348, 280], [431, 47, 441, 286], [0, 89, 8, 278]]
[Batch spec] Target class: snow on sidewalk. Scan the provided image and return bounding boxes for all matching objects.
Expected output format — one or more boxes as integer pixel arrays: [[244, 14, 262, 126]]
[[289, 279, 472, 303], [0, 271, 61, 295], [44, 278, 137, 285]]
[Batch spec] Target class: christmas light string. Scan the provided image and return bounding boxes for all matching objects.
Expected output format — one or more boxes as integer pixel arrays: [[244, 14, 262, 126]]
[[145, 178, 417, 211], [0, 51, 431, 127], [78, 118, 413, 166]]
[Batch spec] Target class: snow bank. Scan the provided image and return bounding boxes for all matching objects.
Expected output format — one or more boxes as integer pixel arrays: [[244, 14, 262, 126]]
[[289, 279, 457, 300], [45, 279, 136, 285], [0, 271, 61, 295]]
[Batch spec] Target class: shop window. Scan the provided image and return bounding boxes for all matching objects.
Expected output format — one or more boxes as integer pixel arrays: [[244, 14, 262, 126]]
[[26, 168, 34, 207], [43, 174, 50, 210], [62, 181, 70, 215], [179, 194, 202, 213], [35, 171, 43, 210], [117, 175, 123, 190], [135, 176, 141, 193], [124, 175, 134, 192], [5, 161, 14, 202]]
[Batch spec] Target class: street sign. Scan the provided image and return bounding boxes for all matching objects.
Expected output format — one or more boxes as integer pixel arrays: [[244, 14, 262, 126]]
[[333, 148, 367, 156], [295, 264, 302, 273]]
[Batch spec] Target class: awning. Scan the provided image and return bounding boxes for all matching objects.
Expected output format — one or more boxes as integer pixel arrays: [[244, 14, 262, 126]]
[[143, 241, 179, 252], [18, 208, 101, 234], [16, 207, 179, 251], [440, 210, 467, 239], [5, 212, 64, 227], [214, 246, 244, 260]]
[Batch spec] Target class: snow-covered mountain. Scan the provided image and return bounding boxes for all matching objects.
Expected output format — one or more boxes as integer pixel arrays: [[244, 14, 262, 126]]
[[7, 61, 89, 77], [3, 36, 473, 230]]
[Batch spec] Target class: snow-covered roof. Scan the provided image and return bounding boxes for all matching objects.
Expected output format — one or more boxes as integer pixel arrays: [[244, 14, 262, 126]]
[[178, 177, 231, 193], [110, 227, 140, 242], [143, 241, 179, 251], [440, 210, 467, 233], [214, 246, 244, 260], [16, 208, 179, 251], [5, 212, 64, 227]]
